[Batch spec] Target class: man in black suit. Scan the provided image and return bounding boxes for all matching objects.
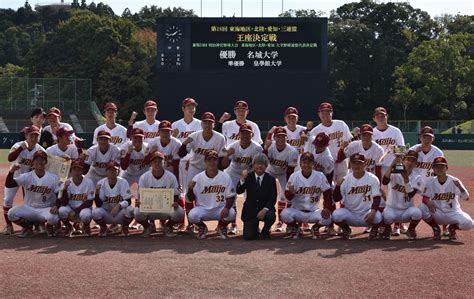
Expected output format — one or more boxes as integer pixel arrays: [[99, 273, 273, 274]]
[[237, 153, 277, 240]]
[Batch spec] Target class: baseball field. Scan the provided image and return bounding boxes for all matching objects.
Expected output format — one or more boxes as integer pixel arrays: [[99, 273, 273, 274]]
[[0, 150, 473, 297]]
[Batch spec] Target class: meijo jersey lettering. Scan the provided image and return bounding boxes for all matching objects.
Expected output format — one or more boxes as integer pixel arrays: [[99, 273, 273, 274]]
[[386, 172, 423, 210], [286, 170, 331, 211], [133, 120, 160, 141], [120, 141, 149, 176], [304, 144, 335, 175], [266, 142, 299, 176], [187, 131, 226, 170], [15, 171, 60, 208], [283, 125, 307, 154], [340, 172, 381, 214], [310, 120, 352, 158], [137, 170, 180, 199], [222, 120, 262, 147], [172, 118, 202, 143], [373, 125, 405, 167], [10, 142, 45, 174], [147, 137, 182, 173], [408, 144, 444, 181], [191, 170, 235, 209], [63, 176, 95, 209], [224, 140, 263, 179], [98, 177, 131, 211], [93, 124, 128, 146], [344, 141, 384, 174], [85, 144, 121, 177], [423, 175, 469, 213], [46, 144, 79, 160]]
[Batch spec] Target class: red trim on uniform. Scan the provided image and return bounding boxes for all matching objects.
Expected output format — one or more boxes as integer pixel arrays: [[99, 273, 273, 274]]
[[5, 172, 18, 188], [382, 176, 390, 185], [224, 197, 235, 209], [333, 186, 342, 202], [284, 190, 294, 201], [422, 195, 430, 205], [126, 124, 133, 138], [323, 189, 333, 210], [286, 167, 295, 180], [371, 196, 381, 210], [120, 152, 131, 170], [336, 148, 346, 163], [375, 165, 382, 181], [8, 146, 24, 162], [187, 189, 196, 202], [178, 144, 188, 158]]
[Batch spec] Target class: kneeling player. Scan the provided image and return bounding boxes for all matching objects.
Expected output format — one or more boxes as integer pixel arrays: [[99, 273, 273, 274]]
[[187, 150, 236, 239], [332, 154, 383, 240], [134, 151, 184, 237], [420, 157, 472, 240], [58, 160, 95, 237], [381, 150, 423, 240], [7, 151, 60, 237], [92, 162, 134, 237], [281, 152, 332, 239]]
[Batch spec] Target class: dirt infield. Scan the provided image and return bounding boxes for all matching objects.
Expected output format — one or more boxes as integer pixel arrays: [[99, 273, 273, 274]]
[[1, 165, 473, 297]]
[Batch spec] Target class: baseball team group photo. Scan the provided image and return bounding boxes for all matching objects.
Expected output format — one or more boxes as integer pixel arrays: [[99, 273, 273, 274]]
[[0, 0, 473, 297]]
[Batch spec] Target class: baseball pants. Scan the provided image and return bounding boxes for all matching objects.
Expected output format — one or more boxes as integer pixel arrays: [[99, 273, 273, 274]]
[[92, 206, 134, 224], [59, 206, 92, 223], [280, 208, 332, 226], [8, 205, 60, 225], [419, 204, 473, 230], [3, 186, 19, 208], [134, 206, 185, 222], [188, 206, 236, 224], [332, 208, 382, 226], [383, 206, 422, 224]]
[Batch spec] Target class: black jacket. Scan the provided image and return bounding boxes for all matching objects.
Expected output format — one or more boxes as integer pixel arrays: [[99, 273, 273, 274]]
[[237, 171, 277, 221]]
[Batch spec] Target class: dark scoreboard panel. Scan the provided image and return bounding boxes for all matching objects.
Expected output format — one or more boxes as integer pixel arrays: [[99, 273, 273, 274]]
[[156, 18, 328, 121]]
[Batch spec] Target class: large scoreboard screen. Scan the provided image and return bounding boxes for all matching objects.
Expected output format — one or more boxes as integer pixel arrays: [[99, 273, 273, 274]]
[[157, 18, 327, 72]]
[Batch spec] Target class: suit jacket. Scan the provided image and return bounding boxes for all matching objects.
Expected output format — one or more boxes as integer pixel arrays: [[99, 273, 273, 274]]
[[237, 171, 277, 221]]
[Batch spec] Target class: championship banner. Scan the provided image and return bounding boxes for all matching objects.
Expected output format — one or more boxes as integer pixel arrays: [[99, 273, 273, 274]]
[[46, 155, 71, 182], [139, 188, 174, 213]]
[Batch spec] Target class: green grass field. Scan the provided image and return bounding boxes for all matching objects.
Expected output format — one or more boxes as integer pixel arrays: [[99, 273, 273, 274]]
[[0, 149, 472, 167]]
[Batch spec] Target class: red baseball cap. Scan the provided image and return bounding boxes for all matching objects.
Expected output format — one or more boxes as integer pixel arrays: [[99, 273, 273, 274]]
[[131, 128, 145, 137], [420, 126, 435, 137], [350, 153, 366, 163], [56, 127, 74, 137], [104, 102, 118, 111], [33, 151, 47, 161], [201, 112, 215, 122], [274, 126, 287, 137], [360, 124, 373, 135], [25, 125, 41, 135], [105, 161, 120, 170], [373, 107, 387, 116], [432, 156, 448, 166], [97, 130, 111, 139], [150, 151, 165, 161], [239, 123, 253, 134], [300, 152, 314, 161], [159, 120, 173, 131], [71, 159, 85, 169], [144, 100, 158, 110], [47, 107, 61, 117], [285, 107, 299, 117], [404, 150, 419, 160], [182, 97, 198, 107], [318, 102, 333, 112], [313, 132, 329, 147], [234, 100, 249, 110], [205, 150, 218, 160]]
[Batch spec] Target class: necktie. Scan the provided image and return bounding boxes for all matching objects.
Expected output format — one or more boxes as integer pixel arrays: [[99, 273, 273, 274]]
[[257, 176, 261, 187]]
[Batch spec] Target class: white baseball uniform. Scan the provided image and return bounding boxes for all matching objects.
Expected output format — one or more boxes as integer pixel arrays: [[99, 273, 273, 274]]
[[188, 170, 236, 224], [43, 122, 74, 142], [304, 144, 335, 177], [133, 119, 160, 141], [408, 144, 444, 184], [224, 140, 263, 187], [7, 170, 60, 225], [309, 120, 352, 181], [332, 171, 383, 226], [58, 176, 95, 223], [222, 119, 262, 147], [92, 177, 134, 224], [343, 141, 384, 174], [119, 141, 149, 186], [284, 125, 307, 154], [134, 170, 184, 222], [280, 170, 332, 225], [84, 144, 121, 185], [46, 144, 79, 160], [420, 175, 473, 230], [266, 142, 299, 201], [147, 137, 182, 174], [383, 172, 423, 224], [373, 125, 405, 174], [93, 124, 128, 146]]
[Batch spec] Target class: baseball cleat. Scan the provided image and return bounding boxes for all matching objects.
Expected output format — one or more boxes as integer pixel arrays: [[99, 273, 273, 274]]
[[107, 224, 121, 234], [311, 225, 321, 239], [448, 226, 457, 240], [174, 223, 186, 232], [341, 226, 352, 240], [302, 223, 310, 232], [197, 225, 208, 239], [400, 223, 408, 234], [392, 227, 401, 237], [98, 225, 108, 237], [217, 226, 229, 239], [327, 226, 338, 236], [185, 224, 195, 234], [165, 224, 177, 237], [121, 225, 130, 237], [83, 224, 91, 237], [407, 228, 417, 240], [38, 223, 46, 234], [432, 226, 441, 240], [141, 227, 151, 238], [442, 226, 450, 237], [368, 228, 378, 240], [382, 226, 392, 240], [228, 223, 238, 235], [274, 221, 284, 232], [2, 225, 14, 235], [17, 227, 33, 238], [46, 225, 56, 237]]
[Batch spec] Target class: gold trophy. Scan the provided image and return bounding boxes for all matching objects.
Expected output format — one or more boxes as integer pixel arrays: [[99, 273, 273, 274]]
[[392, 144, 410, 173]]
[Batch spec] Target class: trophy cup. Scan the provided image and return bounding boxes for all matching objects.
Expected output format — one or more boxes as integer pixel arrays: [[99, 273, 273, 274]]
[[392, 144, 410, 173]]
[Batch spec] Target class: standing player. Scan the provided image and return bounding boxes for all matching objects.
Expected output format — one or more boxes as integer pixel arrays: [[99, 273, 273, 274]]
[[127, 100, 160, 142], [282, 107, 308, 158], [219, 100, 263, 147], [84, 130, 121, 186], [92, 161, 134, 237], [409, 126, 444, 181], [134, 151, 184, 237], [58, 160, 95, 237], [305, 132, 335, 184], [221, 123, 263, 234], [309, 102, 352, 182], [147, 120, 182, 177], [6, 151, 61, 237], [43, 107, 74, 143], [45, 127, 79, 161], [120, 128, 149, 187], [381, 151, 423, 240], [187, 150, 236, 239], [2, 126, 45, 235], [19, 108, 54, 149], [332, 154, 383, 240], [93, 102, 128, 146], [281, 152, 333, 239], [420, 157, 473, 240], [264, 127, 299, 232]]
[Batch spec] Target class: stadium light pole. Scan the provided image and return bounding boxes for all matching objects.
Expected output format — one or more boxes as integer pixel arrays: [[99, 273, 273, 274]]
[[262, 0, 263, 17], [241, 0, 243, 17], [200, 0, 203, 17], [221, 0, 223, 17]]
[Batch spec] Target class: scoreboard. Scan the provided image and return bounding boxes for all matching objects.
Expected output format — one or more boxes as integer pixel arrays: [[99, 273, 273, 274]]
[[155, 18, 328, 121]]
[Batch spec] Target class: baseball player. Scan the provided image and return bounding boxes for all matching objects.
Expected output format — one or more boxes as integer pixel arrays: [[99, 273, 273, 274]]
[[146, 120, 182, 177], [134, 151, 185, 237], [127, 100, 160, 142], [409, 126, 444, 181], [119, 128, 149, 187], [332, 153, 383, 240], [337, 124, 384, 176], [84, 130, 122, 186], [58, 160, 95, 237], [221, 123, 263, 234], [93, 102, 128, 146], [2, 126, 45, 235], [43, 107, 74, 143], [219, 100, 263, 147], [282, 107, 308, 156], [92, 161, 134, 237], [381, 150, 423, 240], [281, 152, 333, 239], [6, 151, 61, 237], [309, 102, 352, 182], [187, 150, 236, 239], [45, 127, 79, 162], [420, 157, 473, 240], [19, 108, 54, 149], [263, 126, 299, 232]]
